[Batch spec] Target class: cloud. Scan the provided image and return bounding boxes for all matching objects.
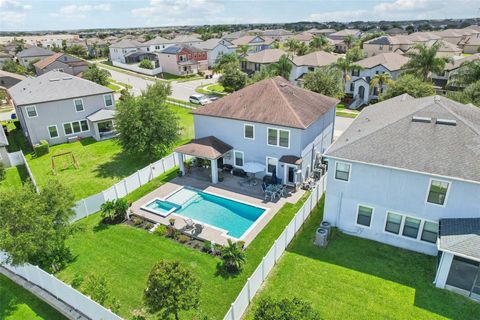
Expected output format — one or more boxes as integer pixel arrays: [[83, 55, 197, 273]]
[[309, 10, 368, 22], [0, 0, 32, 26], [0, 0, 31, 10], [50, 3, 111, 18]]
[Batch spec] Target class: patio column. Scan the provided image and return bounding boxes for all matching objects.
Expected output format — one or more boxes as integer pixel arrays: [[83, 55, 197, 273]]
[[177, 153, 185, 175], [435, 251, 454, 288], [210, 159, 218, 184]]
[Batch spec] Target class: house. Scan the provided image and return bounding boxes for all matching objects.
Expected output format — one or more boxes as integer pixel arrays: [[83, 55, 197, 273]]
[[404, 40, 462, 58], [385, 27, 408, 36], [323, 94, 480, 300], [288, 50, 339, 84], [157, 45, 208, 76], [175, 76, 338, 185], [327, 29, 362, 41], [16, 46, 55, 68], [259, 29, 294, 41], [109, 39, 148, 63], [363, 36, 414, 57], [171, 35, 203, 47], [433, 29, 471, 45], [305, 28, 336, 37], [0, 70, 26, 89], [345, 52, 409, 105], [143, 36, 175, 52], [194, 38, 235, 68], [85, 38, 108, 57], [463, 34, 480, 54], [241, 49, 286, 74], [0, 126, 10, 167], [8, 70, 116, 146], [287, 32, 315, 45], [231, 35, 274, 53], [34, 53, 88, 76], [407, 32, 441, 44], [222, 30, 249, 42], [432, 54, 480, 88]]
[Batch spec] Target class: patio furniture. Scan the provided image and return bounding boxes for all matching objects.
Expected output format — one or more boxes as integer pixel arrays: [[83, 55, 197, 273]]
[[280, 185, 289, 197], [194, 223, 204, 236], [184, 218, 194, 230], [232, 168, 247, 177]]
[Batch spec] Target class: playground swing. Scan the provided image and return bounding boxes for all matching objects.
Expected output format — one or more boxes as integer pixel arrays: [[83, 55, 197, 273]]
[[51, 151, 79, 174]]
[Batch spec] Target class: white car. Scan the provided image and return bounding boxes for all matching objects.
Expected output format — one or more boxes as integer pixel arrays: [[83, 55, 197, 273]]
[[189, 94, 209, 105]]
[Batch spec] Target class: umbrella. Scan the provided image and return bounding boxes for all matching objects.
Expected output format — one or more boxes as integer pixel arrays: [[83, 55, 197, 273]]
[[243, 162, 266, 173], [272, 167, 278, 185]]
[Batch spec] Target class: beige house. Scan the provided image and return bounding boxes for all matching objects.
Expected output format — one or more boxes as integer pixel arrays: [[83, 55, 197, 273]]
[[241, 49, 287, 74], [363, 36, 414, 57], [463, 34, 480, 54], [404, 40, 462, 58]]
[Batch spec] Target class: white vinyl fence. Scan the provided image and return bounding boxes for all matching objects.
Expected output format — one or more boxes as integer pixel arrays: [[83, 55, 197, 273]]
[[0, 253, 121, 320], [8, 150, 38, 191], [72, 152, 179, 222], [223, 176, 326, 320]]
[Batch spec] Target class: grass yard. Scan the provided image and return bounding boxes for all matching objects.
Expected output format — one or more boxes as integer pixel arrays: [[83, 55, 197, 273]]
[[107, 82, 121, 91], [0, 274, 66, 320], [336, 103, 359, 118], [55, 169, 310, 319], [206, 84, 225, 93], [0, 165, 28, 193], [244, 198, 480, 320]]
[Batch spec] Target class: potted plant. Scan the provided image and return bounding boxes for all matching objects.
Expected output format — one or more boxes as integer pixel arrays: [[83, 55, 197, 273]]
[[169, 218, 175, 226]]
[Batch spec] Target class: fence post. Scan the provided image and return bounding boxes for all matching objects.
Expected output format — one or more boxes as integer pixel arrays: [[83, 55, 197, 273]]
[[149, 163, 154, 181], [173, 153, 177, 166], [231, 303, 236, 320], [285, 225, 289, 247], [137, 170, 142, 186], [247, 277, 251, 302], [114, 184, 119, 199], [261, 257, 266, 280], [124, 179, 129, 194], [161, 158, 166, 173], [273, 239, 278, 262], [83, 199, 88, 216]]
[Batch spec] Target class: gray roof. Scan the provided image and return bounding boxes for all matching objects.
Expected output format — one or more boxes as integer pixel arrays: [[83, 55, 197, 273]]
[[16, 46, 54, 58], [325, 95, 480, 183], [195, 38, 231, 50], [109, 39, 145, 49], [439, 218, 480, 261], [87, 108, 116, 122], [144, 36, 175, 45], [0, 126, 8, 146], [8, 70, 113, 106]]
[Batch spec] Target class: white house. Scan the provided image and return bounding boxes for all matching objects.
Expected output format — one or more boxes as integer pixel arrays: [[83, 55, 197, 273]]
[[143, 36, 176, 52], [109, 39, 148, 63], [195, 38, 235, 68], [323, 94, 480, 300], [288, 51, 339, 84]]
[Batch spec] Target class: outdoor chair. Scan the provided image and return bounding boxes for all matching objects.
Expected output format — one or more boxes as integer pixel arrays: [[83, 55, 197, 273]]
[[280, 185, 288, 197], [194, 223, 204, 235], [184, 218, 194, 230]]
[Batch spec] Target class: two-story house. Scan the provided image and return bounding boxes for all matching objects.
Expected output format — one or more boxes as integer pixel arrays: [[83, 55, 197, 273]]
[[231, 35, 274, 53], [109, 39, 148, 63], [194, 38, 235, 68], [432, 54, 480, 88], [346, 52, 409, 106], [175, 76, 338, 185], [143, 36, 176, 53], [363, 36, 414, 57], [8, 70, 116, 146], [323, 94, 480, 299], [157, 45, 208, 76], [241, 49, 286, 74], [34, 52, 88, 76], [16, 46, 54, 68], [288, 50, 339, 84]]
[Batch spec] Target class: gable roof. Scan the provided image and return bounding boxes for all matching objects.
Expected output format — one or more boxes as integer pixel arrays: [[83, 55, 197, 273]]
[[109, 39, 145, 48], [246, 49, 286, 64], [231, 35, 274, 46], [325, 95, 480, 183], [291, 50, 338, 67], [439, 218, 480, 261], [356, 52, 409, 71], [16, 46, 54, 58], [195, 38, 231, 50], [366, 36, 413, 46], [465, 34, 480, 45], [160, 44, 204, 54], [8, 70, 113, 106], [329, 29, 360, 37], [144, 36, 174, 45], [289, 32, 314, 42], [222, 30, 249, 40], [192, 76, 338, 129], [33, 52, 87, 70]]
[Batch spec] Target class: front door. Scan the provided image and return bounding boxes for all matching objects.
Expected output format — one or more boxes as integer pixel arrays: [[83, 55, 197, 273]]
[[358, 85, 365, 100], [285, 165, 297, 185]]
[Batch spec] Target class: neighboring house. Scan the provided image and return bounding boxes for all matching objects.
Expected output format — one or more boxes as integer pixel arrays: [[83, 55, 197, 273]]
[[432, 53, 480, 88], [157, 45, 208, 76], [241, 49, 286, 74], [222, 30, 249, 42], [231, 35, 274, 53], [328, 29, 362, 41], [433, 29, 471, 45], [463, 34, 480, 54], [259, 29, 294, 41], [404, 40, 462, 58], [85, 38, 108, 57], [8, 70, 116, 146], [288, 50, 339, 84], [34, 52, 88, 76], [363, 36, 414, 57], [175, 76, 338, 185], [109, 39, 148, 63], [305, 28, 336, 37], [195, 38, 235, 68], [0, 51, 13, 67], [345, 52, 409, 105], [143, 36, 175, 52], [407, 32, 441, 44], [385, 28, 408, 36], [16, 46, 55, 68], [171, 35, 204, 47], [0, 70, 26, 89], [287, 32, 315, 45], [0, 126, 10, 167], [323, 94, 480, 299]]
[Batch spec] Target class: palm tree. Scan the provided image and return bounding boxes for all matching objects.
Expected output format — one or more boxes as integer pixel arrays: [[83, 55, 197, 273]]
[[450, 60, 480, 87], [370, 72, 394, 96], [334, 57, 363, 86], [343, 35, 355, 50], [297, 42, 309, 56], [285, 38, 300, 54], [268, 54, 293, 79], [100, 198, 129, 223], [238, 44, 249, 56], [404, 43, 448, 81], [309, 35, 329, 51], [221, 239, 246, 273]]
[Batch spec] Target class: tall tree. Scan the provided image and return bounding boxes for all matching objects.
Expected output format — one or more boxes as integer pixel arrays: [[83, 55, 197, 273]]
[[83, 64, 111, 86], [343, 35, 355, 49], [213, 53, 239, 73], [285, 38, 300, 54], [370, 72, 394, 95], [218, 63, 248, 92], [446, 80, 480, 107], [303, 66, 345, 99], [450, 60, 480, 87], [144, 260, 200, 320], [296, 42, 309, 56], [66, 44, 88, 58], [334, 57, 363, 86], [346, 45, 364, 62], [309, 35, 330, 51], [268, 54, 293, 80], [381, 74, 435, 100], [238, 44, 250, 56], [404, 43, 448, 81]]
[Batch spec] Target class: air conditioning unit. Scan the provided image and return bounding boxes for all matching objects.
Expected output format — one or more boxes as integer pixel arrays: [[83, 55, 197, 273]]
[[320, 221, 331, 236], [314, 228, 328, 247]]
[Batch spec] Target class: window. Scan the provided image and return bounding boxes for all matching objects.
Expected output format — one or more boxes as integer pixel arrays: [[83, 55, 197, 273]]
[[80, 120, 89, 131], [26, 105, 37, 118], [349, 82, 354, 92], [72, 121, 81, 133], [356, 205, 373, 227], [266, 157, 278, 175], [385, 212, 402, 234], [267, 128, 277, 145], [352, 69, 360, 76], [427, 180, 449, 205], [267, 128, 289, 148], [63, 123, 73, 135], [402, 217, 421, 238], [74, 99, 84, 112], [104, 94, 113, 107], [234, 150, 244, 167], [47, 125, 59, 139], [63, 120, 89, 135], [279, 130, 289, 148], [335, 162, 350, 181], [244, 124, 254, 140], [421, 221, 438, 243]]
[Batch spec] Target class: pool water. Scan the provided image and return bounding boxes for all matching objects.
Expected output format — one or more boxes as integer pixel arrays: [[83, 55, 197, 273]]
[[144, 200, 178, 217], [166, 188, 266, 239]]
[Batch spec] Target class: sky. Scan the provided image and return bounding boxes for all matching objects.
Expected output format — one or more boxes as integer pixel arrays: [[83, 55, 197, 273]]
[[0, 0, 479, 32]]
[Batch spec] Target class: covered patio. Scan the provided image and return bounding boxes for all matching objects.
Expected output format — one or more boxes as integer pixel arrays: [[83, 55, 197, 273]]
[[87, 108, 117, 141]]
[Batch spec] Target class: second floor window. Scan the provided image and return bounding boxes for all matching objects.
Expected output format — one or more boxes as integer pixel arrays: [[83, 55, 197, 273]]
[[104, 94, 113, 107], [244, 124, 254, 139], [427, 180, 449, 206], [335, 162, 350, 181], [267, 128, 289, 148], [74, 99, 84, 112], [26, 105, 37, 118], [351, 69, 360, 77]]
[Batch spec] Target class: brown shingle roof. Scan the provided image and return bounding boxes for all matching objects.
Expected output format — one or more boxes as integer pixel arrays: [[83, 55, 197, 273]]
[[357, 52, 409, 71], [34, 52, 64, 69], [192, 76, 338, 129], [175, 136, 232, 160], [291, 50, 338, 67], [246, 49, 286, 64]]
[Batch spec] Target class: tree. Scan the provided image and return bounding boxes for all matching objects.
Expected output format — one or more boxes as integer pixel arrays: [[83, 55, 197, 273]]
[[285, 38, 300, 54], [334, 57, 363, 86], [343, 34, 355, 49], [370, 72, 394, 96], [254, 297, 320, 320], [450, 60, 480, 87], [0, 180, 75, 272], [346, 45, 364, 62], [13, 38, 25, 53], [220, 239, 246, 273], [84, 274, 110, 305], [66, 44, 88, 58], [144, 260, 200, 320], [303, 66, 344, 99], [238, 44, 250, 56], [2, 60, 28, 75], [218, 64, 247, 92], [267, 54, 293, 80], [296, 42, 309, 56], [139, 59, 154, 69], [213, 53, 238, 73], [381, 74, 435, 100], [82, 64, 111, 86], [100, 198, 129, 224], [446, 80, 480, 107], [404, 43, 448, 81], [115, 81, 181, 159], [309, 35, 330, 51], [249, 67, 274, 84]]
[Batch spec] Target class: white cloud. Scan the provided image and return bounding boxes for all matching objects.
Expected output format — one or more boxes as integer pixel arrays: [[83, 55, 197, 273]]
[[50, 3, 111, 18], [0, 0, 31, 26], [309, 10, 368, 22], [0, 0, 31, 9], [2, 10, 26, 25]]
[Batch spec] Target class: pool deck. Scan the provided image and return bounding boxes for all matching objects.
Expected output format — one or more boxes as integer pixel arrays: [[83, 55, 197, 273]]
[[130, 168, 305, 246]]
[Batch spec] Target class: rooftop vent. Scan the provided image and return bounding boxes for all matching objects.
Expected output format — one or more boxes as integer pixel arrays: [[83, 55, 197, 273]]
[[412, 116, 432, 123], [62, 77, 73, 80], [436, 118, 457, 126], [280, 83, 288, 87], [49, 78, 60, 82]]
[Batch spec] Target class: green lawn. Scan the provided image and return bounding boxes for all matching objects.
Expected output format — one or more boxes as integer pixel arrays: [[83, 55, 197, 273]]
[[0, 274, 65, 320], [55, 169, 310, 319], [160, 72, 203, 82], [0, 165, 28, 193], [244, 198, 480, 320], [107, 82, 121, 91]]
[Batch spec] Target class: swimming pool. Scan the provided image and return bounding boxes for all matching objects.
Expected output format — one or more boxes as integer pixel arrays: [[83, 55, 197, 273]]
[[143, 187, 266, 239], [142, 199, 179, 217]]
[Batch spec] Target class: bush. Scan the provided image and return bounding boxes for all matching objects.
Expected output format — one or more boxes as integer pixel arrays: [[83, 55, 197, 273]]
[[139, 59, 154, 69], [220, 239, 246, 273], [178, 234, 190, 244], [0, 162, 5, 182], [166, 226, 180, 239], [254, 297, 320, 320], [71, 273, 84, 289], [145, 222, 154, 230], [34, 140, 49, 157], [132, 217, 143, 226], [154, 224, 167, 236], [84, 274, 110, 305], [100, 198, 129, 224], [202, 240, 212, 253]]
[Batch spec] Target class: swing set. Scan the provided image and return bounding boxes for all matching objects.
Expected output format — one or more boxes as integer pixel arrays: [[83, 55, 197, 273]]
[[51, 151, 79, 174]]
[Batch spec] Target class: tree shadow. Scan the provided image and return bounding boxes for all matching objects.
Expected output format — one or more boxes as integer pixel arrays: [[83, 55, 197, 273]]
[[79, 137, 97, 147], [93, 150, 151, 180], [214, 262, 241, 279]]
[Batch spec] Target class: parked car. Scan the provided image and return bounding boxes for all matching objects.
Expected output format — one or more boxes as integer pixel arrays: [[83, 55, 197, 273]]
[[189, 94, 209, 105]]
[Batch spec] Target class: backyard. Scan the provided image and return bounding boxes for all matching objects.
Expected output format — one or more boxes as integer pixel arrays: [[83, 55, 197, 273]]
[[55, 169, 310, 319], [0, 165, 27, 193], [244, 198, 480, 320]]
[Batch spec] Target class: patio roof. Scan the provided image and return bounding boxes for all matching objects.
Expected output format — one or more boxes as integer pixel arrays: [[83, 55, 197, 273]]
[[439, 218, 480, 261], [86, 108, 116, 122], [279, 155, 302, 165], [175, 136, 232, 160]]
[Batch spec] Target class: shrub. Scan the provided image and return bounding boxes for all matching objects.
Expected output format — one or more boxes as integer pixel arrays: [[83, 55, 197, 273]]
[[145, 222, 154, 230], [237, 241, 245, 250], [166, 226, 180, 239], [0, 162, 5, 182], [34, 140, 49, 157], [100, 198, 129, 224], [139, 59, 154, 69], [220, 239, 246, 273], [71, 273, 84, 289], [254, 297, 320, 320], [202, 240, 212, 253], [178, 234, 190, 244], [132, 217, 143, 226], [84, 274, 110, 305], [169, 218, 176, 226], [154, 224, 167, 236]]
